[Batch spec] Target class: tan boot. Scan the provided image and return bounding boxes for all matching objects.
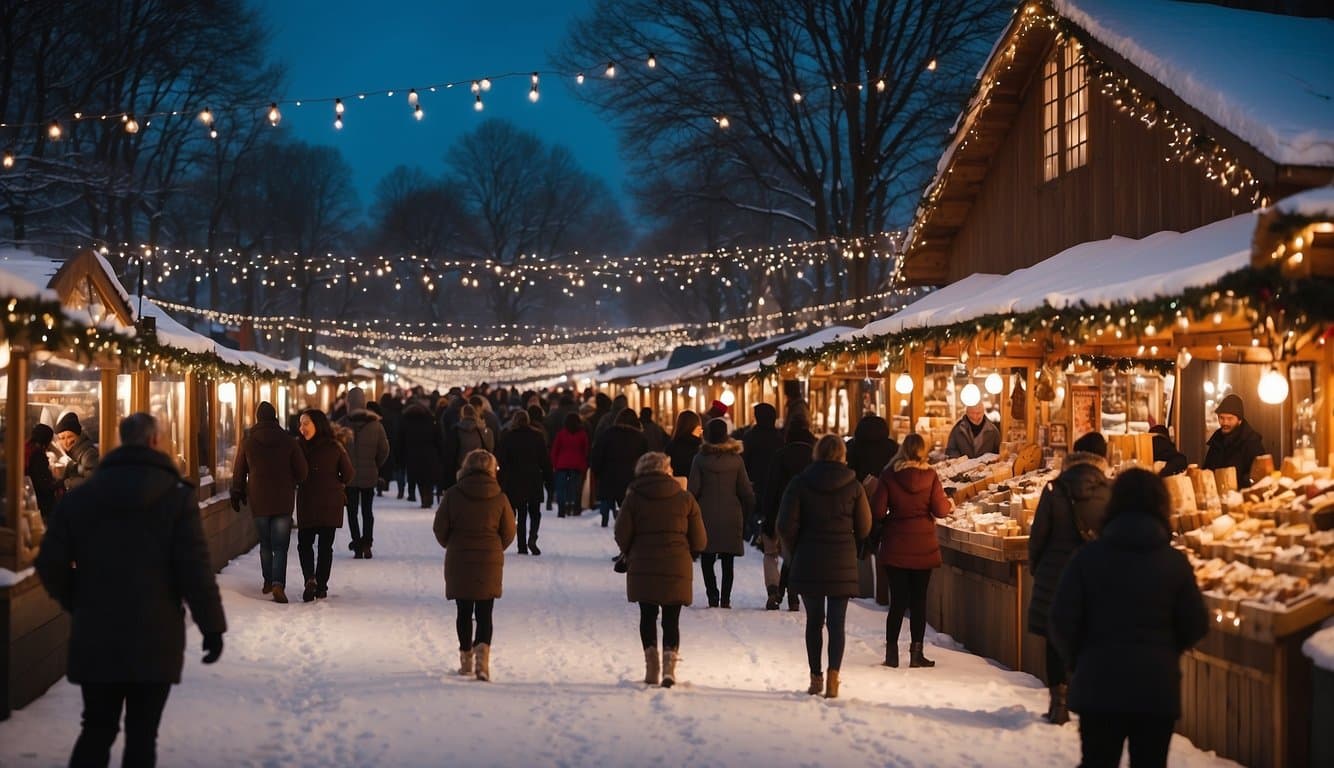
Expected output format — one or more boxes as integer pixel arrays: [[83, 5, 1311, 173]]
[[474, 643, 490, 681], [807, 673, 823, 695], [644, 647, 660, 685], [271, 585, 288, 604], [458, 648, 474, 676], [824, 669, 840, 699], [661, 648, 678, 688]]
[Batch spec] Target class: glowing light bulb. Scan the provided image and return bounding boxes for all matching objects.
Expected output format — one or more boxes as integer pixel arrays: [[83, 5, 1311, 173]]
[[334, 115, 343, 130], [1258, 367, 1289, 405], [720, 389, 735, 407], [960, 383, 981, 407], [529, 84, 540, 103], [414, 103, 423, 120], [895, 373, 914, 394], [927, 58, 937, 71], [305, 380, 317, 396], [334, 98, 344, 115], [984, 371, 1003, 395], [124, 114, 139, 134], [647, 53, 657, 68], [605, 62, 616, 78], [875, 79, 886, 92], [688, 385, 697, 399], [471, 80, 481, 94], [267, 103, 281, 126], [407, 89, 418, 106], [198, 107, 214, 125], [474, 94, 484, 112], [717, 116, 730, 129], [48, 120, 62, 140], [576, 73, 585, 85], [2, 150, 15, 169], [792, 92, 803, 103]]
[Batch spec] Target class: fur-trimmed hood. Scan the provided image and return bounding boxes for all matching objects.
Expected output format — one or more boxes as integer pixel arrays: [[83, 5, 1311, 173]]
[[1061, 450, 1108, 472], [699, 439, 743, 456]]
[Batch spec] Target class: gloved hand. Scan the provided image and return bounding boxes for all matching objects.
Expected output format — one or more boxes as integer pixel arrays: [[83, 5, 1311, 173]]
[[201, 632, 224, 664], [229, 492, 245, 513]]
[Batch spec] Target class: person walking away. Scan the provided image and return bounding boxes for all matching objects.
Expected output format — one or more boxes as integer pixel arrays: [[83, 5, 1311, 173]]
[[664, 410, 702, 478], [35, 413, 226, 767], [1148, 424, 1188, 477], [1050, 469, 1208, 767], [398, 398, 443, 508], [469, 394, 503, 441], [639, 407, 669, 453], [615, 452, 707, 688], [550, 412, 590, 517], [442, 404, 495, 490], [24, 423, 62, 523], [589, 407, 649, 527], [1202, 393, 1266, 487], [763, 413, 817, 611], [377, 393, 403, 497], [433, 449, 517, 682], [777, 434, 871, 699], [543, 393, 578, 444], [55, 411, 99, 491], [231, 402, 308, 603], [687, 418, 755, 608], [596, 394, 629, 443], [1028, 431, 1111, 724], [741, 403, 783, 552], [496, 410, 553, 555], [847, 414, 898, 485], [870, 433, 950, 668], [296, 409, 355, 601], [338, 387, 390, 559], [944, 404, 1000, 459]]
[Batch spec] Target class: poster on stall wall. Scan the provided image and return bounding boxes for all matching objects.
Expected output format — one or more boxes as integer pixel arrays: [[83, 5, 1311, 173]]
[[1070, 385, 1100, 443]]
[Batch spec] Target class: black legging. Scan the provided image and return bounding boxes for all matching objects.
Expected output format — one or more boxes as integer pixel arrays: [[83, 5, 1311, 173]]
[[1045, 635, 1067, 687], [699, 553, 734, 599], [297, 526, 335, 588], [515, 499, 541, 546], [455, 599, 494, 650], [802, 594, 849, 675], [886, 567, 932, 645], [638, 602, 682, 649]]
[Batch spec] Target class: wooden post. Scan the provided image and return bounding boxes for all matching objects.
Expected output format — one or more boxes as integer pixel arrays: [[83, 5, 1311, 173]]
[[184, 372, 200, 485], [99, 368, 117, 451], [910, 349, 927, 434], [131, 369, 150, 413], [4, 349, 29, 568]]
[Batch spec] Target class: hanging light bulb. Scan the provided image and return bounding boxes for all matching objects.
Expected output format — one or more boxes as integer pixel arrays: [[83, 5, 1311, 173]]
[[895, 373, 914, 394], [2, 149, 14, 169], [198, 107, 214, 125], [605, 61, 616, 78], [473, 94, 484, 112], [927, 58, 938, 71], [792, 91, 803, 103], [984, 371, 1003, 395], [717, 115, 730, 129], [407, 88, 418, 106], [1257, 366, 1289, 405], [480, 78, 492, 92], [720, 389, 735, 407], [305, 379, 317, 396], [334, 115, 343, 130], [529, 72, 540, 103], [267, 103, 281, 126], [334, 98, 345, 115], [48, 120, 63, 140], [414, 103, 424, 121], [688, 385, 697, 399], [124, 114, 139, 134], [208, 126, 218, 139], [875, 79, 886, 92], [471, 80, 481, 94], [647, 52, 657, 68], [575, 72, 585, 85], [960, 383, 982, 407]]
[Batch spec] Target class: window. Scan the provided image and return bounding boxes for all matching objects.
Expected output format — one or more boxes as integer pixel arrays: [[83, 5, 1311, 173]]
[[1041, 38, 1088, 180]]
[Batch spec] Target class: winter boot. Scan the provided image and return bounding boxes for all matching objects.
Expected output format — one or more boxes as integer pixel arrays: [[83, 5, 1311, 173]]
[[720, 594, 731, 609], [262, 581, 274, 595], [661, 648, 678, 688], [765, 586, 781, 611], [474, 643, 491, 681], [362, 539, 373, 560], [271, 585, 288, 604], [788, 592, 800, 612], [909, 642, 935, 668], [824, 669, 841, 699], [706, 589, 720, 609], [348, 538, 360, 554], [528, 539, 541, 556], [315, 585, 328, 599], [518, 542, 529, 555], [1045, 684, 1070, 725], [643, 646, 660, 685], [807, 673, 823, 695], [302, 579, 317, 603], [882, 642, 899, 668], [458, 648, 474, 676]]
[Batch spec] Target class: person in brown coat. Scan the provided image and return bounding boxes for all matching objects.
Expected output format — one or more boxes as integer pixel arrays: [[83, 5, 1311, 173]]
[[615, 452, 707, 688], [687, 418, 754, 608], [870, 433, 950, 669], [433, 448, 517, 682], [777, 434, 871, 699], [232, 401, 309, 603], [296, 409, 354, 602]]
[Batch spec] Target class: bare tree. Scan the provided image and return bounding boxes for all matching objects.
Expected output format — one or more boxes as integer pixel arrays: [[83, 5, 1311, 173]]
[[370, 166, 475, 321]]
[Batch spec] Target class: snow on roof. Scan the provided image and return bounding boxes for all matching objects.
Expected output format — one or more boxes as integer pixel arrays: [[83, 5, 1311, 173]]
[[140, 299, 215, 354], [713, 325, 858, 378], [287, 357, 340, 377], [599, 357, 672, 382], [636, 346, 749, 387], [849, 274, 1004, 340], [1273, 184, 1334, 218], [1056, 0, 1334, 167], [0, 249, 60, 301]]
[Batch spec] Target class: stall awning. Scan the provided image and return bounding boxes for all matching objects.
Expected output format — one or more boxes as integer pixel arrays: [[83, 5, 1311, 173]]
[[713, 325, 859, 378], [599, 357, 671, 383]]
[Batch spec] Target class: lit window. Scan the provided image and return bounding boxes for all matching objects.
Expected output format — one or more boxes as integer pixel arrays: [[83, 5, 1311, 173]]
[[1042, 58, 1060, 182], [1064, 40, 1088, 170], [1041, 38, 1089, 181]]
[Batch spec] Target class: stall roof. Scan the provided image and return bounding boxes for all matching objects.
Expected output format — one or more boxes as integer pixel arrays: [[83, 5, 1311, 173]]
[[713, 326, 858, 378], [599, 357, 672, 383], [848, 274, 1003, 341], [286, 357, 340, 377], [0, 249, 59, 302]]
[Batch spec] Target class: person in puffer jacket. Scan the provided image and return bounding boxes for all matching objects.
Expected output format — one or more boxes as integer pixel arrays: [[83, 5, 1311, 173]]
[[337, 387, 390, 559], [687, 418, 754, 609]]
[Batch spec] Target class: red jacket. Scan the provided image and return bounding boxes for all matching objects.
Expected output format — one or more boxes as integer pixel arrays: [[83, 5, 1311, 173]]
[[550, 428, 590, 472], [871, 461, 950, 569]]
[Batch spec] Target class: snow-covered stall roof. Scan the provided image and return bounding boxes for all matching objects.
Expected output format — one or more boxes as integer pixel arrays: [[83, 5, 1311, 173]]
[[848, 274, 1003, 341], [713, 326, 858, 378], [636, 346, 749, 387], [599, 357, 672, 383], [1056, 0, 1334, 168], [1272, 185, 1334, 218], [287, 357, 340, 377], [0, 249, 60, 302]]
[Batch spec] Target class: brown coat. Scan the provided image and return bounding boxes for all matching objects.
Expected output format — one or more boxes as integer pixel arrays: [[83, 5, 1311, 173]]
[[615, 473, 708, 606], [433, 471, 516, 600], [233, 420, 308, 518], [777, 460, 872, 598], [687, 439, 755, 555], [297, 436, 354, 528]]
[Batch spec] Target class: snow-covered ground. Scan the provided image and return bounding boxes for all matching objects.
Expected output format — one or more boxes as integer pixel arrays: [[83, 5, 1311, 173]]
[[0, 495, 1235, 767]]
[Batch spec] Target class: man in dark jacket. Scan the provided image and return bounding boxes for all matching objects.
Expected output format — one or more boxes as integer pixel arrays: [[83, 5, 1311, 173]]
[[741, 403, 784, 549], [1202, 393, 1265, 487], [639, 407, 669, 453], [1028, 431, 1111, 724], [496, 411, 554, 555], [36, 413, 226, 767], [378, 392, 405, 498], [543, 393, 577, 441], [944, 404, 1000, 459], [588, 407, 648, 527], [846, 413, 898, 482], [1148, 425, 1188, 477], [762, 413, 817, 610], [398, 398, 443, 507]]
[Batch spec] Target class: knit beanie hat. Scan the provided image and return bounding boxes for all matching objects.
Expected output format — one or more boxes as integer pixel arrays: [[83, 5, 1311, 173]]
[[256, 401, 278, 422], [55, 411, 82, 435], [1072, 431, 1107, 458], [31, 423, 54, 444], [346, 386, 367, 412], [705, 417, 729, 444], [1215, 393, 1245, 419]]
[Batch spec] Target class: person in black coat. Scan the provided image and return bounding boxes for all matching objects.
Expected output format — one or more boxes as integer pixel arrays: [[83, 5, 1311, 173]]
[[1202, 393, 1266, 487], [762, 413, 817, 611], [35, 413, 226, 768], [640, 407, 669, 453], [1050, 468, 1208, 767], [1028, 431, 1111, 724], [1148, 425, 1188, 477], [398, 399, 443, 507], [664, 410, 702, 478], [24, 422, 62, 522], [378, 392, 405, 498], [845, 413, 898, 482], [741, 402, 784, 548], [588, 407, 649, 528], [496, 410, 554, 554]]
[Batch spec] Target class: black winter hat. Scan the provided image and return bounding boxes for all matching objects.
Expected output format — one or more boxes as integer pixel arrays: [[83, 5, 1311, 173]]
[[1215, 393, 1245, 419], [30, 423, 54, 445], [55, 411, 82, 435], [1072, 431, 1107, 458], [705, 417, 729, 444], [256, 401, 278, 422]]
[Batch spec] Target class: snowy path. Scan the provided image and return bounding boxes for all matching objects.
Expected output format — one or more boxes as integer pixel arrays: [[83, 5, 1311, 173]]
[[1, 495, 1235, 767]]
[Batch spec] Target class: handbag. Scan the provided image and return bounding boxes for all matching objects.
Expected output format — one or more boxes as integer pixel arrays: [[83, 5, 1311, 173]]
[[613, 552, 629, 573]]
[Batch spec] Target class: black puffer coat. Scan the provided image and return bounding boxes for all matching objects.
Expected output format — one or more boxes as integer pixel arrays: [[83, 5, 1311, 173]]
[[35, 446, 226, 684], [496, 425, 554, 506], [397, 402, 442, 483], [665, 433, 701, 478], [846, 415, 898, 482], [1050, 513, 1208, 717], [776, 460, 871, 598], [589, 422, 648, 503], [1028, 452, 1110, 635], [741, 407, 783, 508], [761, 429, 815, 537]]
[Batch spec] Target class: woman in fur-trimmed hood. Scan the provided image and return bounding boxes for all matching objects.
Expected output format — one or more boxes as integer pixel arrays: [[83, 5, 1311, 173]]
[[687, 418, 755, 608]]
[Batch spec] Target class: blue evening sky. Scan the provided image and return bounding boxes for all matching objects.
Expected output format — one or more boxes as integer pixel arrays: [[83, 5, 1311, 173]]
[[261, 1, 627, 215]]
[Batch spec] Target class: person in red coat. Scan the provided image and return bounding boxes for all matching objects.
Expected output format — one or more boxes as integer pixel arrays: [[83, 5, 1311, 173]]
[[870, 432, 950, 669], [549, 412, 590, 517]]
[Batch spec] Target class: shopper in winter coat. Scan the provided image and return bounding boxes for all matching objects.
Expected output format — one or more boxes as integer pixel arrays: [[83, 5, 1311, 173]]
[[1028, 431, 1111, 724], [433, 449, 517, 682], [398, 399, 443, 507], [687, 418, 755, 608], [640, 407, 669, 453], [442, 404, 495, 491], [550, 412, 590, 517], [469, 394, 504, 441], [741, 403, 783, 535], [54, 411, 99, 491], [944, 404, 1001, 459], [1050, 468, 1208, 767], [35, 413, 226, 768], [338, 387, 391, 559], [24, 423, 62, 522], [378, 392, 404, 497], [544, 394, 578, 443], [496, 410, 553, 555], [870, 433, 950, 668], [589, 407, 649, 527], [296, 409, 354, 601], [846, 414, 898, 483], [1202, 393, 1266, 487], [615, 452, 708, 688], [596, 395, 629, 443], [762, 413, 817, 611], [777, 434, 872, 699], [1149, 424, 1188, 477], [664, 410, 702, 477], [232, 402, 309, 603]]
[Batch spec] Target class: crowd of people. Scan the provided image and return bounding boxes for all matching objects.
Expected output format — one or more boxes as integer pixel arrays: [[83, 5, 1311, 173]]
[[28, 380, 1246, 767]]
